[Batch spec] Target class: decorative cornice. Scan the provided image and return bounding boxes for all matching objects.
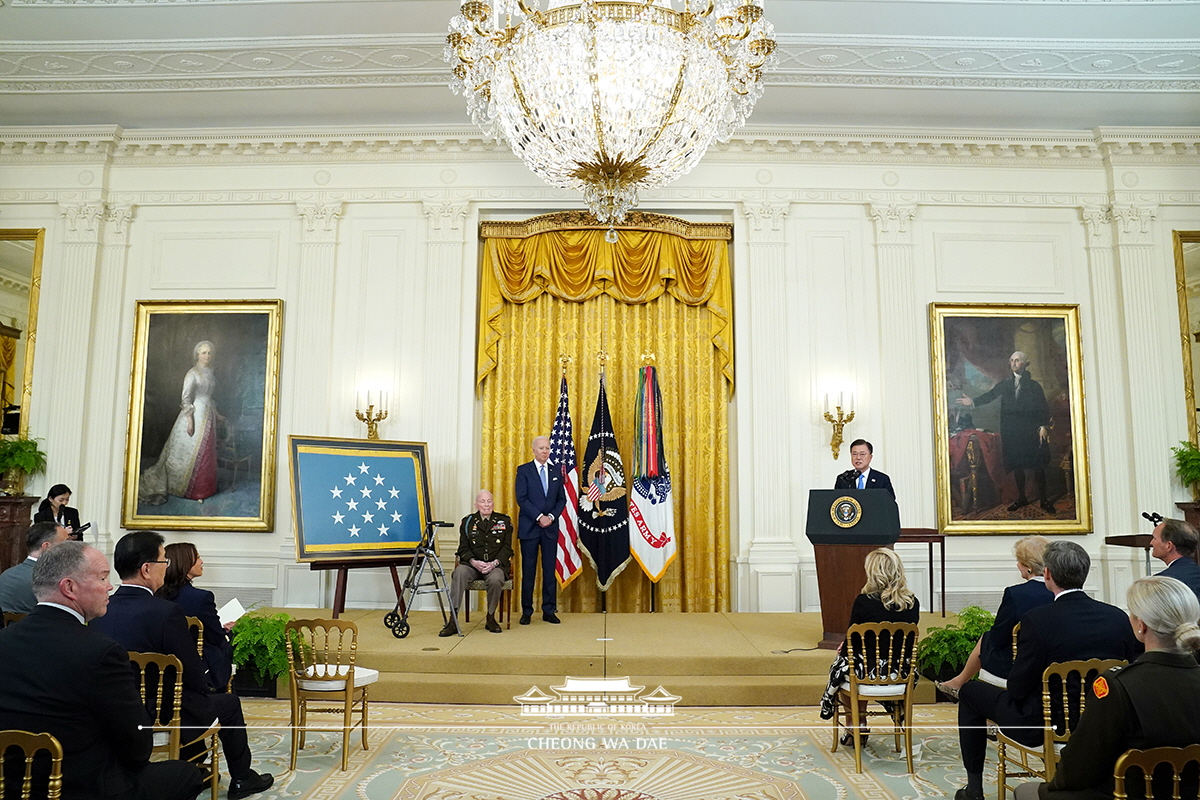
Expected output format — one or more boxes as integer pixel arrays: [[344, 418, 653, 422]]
[[870, 203, 918, 243], [296, 202, 342, 242], [1, 34, 1196, 94], [742, 202, 790, 241], [480, 211, 732, 241], [423, 201, 469, 242]]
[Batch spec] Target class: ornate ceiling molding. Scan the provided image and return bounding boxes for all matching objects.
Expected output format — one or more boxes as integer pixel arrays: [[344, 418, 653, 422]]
[[1, 34, 1196, 94]]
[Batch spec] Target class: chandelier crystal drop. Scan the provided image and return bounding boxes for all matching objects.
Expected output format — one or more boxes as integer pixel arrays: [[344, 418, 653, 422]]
[[446, 0, 777, 226]]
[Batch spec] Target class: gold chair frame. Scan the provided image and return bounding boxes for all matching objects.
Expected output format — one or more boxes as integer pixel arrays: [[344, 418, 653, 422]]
[[1115, 743, 1200, 800], [2, 612, 26, 628], [0, 729, 63, 800], [830, 621, 919, 774], [127, 651, 220, 800], [185, 616, 204, 658], [285, 618, 375, 771], [996, 657, 1126, 800]]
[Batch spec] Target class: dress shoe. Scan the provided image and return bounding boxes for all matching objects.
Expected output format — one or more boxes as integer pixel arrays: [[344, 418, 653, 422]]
[[519, 614, 531, 625], [438, 620, 458, 637], [485, 614, 502, 633], [954, 788, 984, 800], [1007, 498, 1029, 511], [934, 680, 960, 701], [1040, 499, 1056, 514], [543, 613, 561, 624], [228, 770, 274, 800]]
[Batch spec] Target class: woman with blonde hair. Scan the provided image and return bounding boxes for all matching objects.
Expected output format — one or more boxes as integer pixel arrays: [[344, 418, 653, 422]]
[[937, 535, 1054, 698], [1015, 575, 1200, 800], [819, 548, 921, 742]]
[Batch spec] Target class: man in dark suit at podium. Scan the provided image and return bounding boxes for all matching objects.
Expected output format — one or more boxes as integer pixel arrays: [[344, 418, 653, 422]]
[[1152, 518, 1200, 601], [515, 435, 567, 625], [834, 439, 895, 500]]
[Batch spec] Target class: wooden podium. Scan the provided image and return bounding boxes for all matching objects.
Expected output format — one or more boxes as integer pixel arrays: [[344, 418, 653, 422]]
[[806, 489, 901, 650]]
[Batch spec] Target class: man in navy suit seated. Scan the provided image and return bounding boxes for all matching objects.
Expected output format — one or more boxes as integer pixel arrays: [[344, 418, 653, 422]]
[[515, 435, 567, 626], [90, 531, 273, 800], [1152, 518, 1200, 601], [834, 439, 896, 500]]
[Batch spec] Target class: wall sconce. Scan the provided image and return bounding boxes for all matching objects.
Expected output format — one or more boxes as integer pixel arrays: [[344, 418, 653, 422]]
[[355, 389, 389, 440], [823, 392, 855, 459]]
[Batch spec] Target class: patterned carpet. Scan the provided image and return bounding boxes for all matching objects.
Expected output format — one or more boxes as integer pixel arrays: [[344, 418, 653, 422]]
[[235, 699, 997, 800]]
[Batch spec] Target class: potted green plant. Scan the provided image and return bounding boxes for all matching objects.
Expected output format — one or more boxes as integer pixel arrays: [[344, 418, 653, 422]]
[[916, 605, 996, 697], [0, 436, 47, 495], [230, 609, 296, 698], [1172, 441, 1200, 499]]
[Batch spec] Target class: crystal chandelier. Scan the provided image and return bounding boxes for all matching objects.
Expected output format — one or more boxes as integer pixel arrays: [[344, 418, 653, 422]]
[[446, 0, 776, 232]]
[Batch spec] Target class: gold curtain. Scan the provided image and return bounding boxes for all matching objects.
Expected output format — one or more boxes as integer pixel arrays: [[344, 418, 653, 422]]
[[477, 213, 732, 612]]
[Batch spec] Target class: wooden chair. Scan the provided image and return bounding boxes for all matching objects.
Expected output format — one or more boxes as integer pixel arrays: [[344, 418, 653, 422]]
[[1114, 744, 1200, 800], [979, 621, 1020, 688], [185, 616, 204, 658], [284, 619, 379, 771], [996, 657, 1126, 800], [0, 730, 63, 800], [127, 651, 220, 800], [461, 564, 513, 629], [830, 621, 919, 774], [2, 612, 26, 628]]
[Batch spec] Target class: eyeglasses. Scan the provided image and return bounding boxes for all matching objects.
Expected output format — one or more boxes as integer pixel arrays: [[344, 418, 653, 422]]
[[147, 559, 170, 565]]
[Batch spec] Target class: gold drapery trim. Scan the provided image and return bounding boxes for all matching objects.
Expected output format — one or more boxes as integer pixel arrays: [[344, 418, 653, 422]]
[[476, 213, 734, 393], [480, 293, 730, 612]]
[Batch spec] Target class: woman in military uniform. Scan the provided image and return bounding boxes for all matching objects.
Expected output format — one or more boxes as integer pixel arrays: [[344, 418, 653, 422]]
[[442, 490, 514, 636], [1015, 575, 1200, 800]]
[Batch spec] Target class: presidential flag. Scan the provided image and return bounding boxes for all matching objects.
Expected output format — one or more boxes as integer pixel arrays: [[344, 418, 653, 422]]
[[549, 375, 583, 587], [577, 374, 630, 591], [629, 364, 676, 582]]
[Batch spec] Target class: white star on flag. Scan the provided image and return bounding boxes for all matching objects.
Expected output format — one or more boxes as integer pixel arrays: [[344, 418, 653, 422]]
[[374, 474, 385, 485], [330, 487, 343, 498], [377, 524, 389, 536], [363, 512, 374, 523], [347, 499, 359, 510], [348, 525, 361, 537], [391, 511, 402, 522], [332, 511, 344, 524], [375, 499, 386, 510], [358, 462, 370, 473], [360, 487, 372, 498], [388, 487, 400, 498], [344, 474, 357, 485]]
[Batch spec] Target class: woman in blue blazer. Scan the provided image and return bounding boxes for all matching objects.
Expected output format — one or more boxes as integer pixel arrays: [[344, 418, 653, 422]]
[[937, 535, 1055, 698], [158, 541, 235, 692]]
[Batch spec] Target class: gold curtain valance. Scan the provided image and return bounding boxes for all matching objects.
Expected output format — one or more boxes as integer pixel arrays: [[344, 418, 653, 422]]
[[477, 212, 734, 390]]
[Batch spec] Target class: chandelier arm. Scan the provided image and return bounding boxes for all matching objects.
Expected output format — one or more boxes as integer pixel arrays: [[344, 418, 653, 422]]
[[634, 56, 688, 163], [584, 9, 612, 165], [508, 64, 539, 124]]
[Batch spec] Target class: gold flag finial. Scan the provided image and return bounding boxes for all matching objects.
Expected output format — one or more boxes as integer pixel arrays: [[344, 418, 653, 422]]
[[641, 352, 656, 365], [597, 349, 609, 368], [559, 353, 572, 374]]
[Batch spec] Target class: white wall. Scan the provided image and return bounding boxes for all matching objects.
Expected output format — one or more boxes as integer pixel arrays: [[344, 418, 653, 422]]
[[1, 125, 1198, 613]]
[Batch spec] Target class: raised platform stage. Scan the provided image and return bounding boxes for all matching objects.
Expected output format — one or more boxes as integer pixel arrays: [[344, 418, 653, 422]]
[[279, 609, 948, 707]]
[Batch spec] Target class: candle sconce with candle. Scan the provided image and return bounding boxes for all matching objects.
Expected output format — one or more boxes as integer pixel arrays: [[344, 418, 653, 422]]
[[355, 390, 389, 440], [822, 391, 855, 459]]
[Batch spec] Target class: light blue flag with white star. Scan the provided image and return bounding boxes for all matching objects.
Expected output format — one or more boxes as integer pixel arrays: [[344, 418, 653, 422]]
[[290, 437, 430, 560]]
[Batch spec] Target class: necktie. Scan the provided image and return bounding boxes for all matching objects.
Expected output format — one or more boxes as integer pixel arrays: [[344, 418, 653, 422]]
[[1014, 376, 1021, 399], [857, 472, 866, 490], [540, 463, 548, 493]]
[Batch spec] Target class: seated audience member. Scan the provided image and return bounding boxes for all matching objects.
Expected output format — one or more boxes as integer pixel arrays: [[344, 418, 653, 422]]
[[33, 484, 82, 541], [937, 535, 1054, 697], [0, 541, 203, 800], [819, 548, 921, 744], [442, 489, 513, 636], [90, 531, 273, 800], [1151, 518, 1200, 601], [953, 540, 1142, 800], [1014, 575, 1200, 800], [158, 542, 234, 692], [0, 521, 69, 613]]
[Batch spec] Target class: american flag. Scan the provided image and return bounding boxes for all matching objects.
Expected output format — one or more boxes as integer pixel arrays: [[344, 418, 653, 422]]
[[549, 375, 583, 587]]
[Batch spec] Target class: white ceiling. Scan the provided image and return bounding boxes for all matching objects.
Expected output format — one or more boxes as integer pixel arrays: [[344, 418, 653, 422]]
[[0, 0, 1198, 132]]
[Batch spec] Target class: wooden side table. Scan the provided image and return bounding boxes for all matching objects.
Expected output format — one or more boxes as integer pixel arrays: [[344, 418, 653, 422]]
[[0, 496, 37, 573], [897, 527, 947, 617]]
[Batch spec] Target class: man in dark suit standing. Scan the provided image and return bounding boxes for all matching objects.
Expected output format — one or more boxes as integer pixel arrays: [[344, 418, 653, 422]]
[[515, 435, 567, 625], [0, 541, 203, 800], [834, 439, 895, 500], [1152, 518, 1200, 601], [952, 540, 1141, 800], [90, 531, 273, 800], [956, 350, 1054, 513], [0, 521, 69, 613]]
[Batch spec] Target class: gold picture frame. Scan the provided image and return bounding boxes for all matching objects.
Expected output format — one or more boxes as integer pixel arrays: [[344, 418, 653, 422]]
[[930, 303, 1091, 534], [122, 300, 283, 531]]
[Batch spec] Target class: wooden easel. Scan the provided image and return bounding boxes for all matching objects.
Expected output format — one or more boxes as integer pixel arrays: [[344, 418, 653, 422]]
[[309, 555, 416, 619]]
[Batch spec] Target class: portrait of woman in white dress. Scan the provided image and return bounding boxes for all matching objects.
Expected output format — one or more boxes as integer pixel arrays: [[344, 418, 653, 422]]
[[138, 339, 222, 505]]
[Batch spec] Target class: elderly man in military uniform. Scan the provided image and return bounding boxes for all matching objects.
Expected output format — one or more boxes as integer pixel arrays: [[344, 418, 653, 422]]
[[441, 490, 514, 636]]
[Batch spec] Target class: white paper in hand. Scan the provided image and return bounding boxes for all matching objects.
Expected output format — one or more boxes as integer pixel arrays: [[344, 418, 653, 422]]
[[218, 597, 246, 628]]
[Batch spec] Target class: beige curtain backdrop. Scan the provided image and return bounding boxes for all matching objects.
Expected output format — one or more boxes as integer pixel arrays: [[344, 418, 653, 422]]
[[476, 213, 733, 612]]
